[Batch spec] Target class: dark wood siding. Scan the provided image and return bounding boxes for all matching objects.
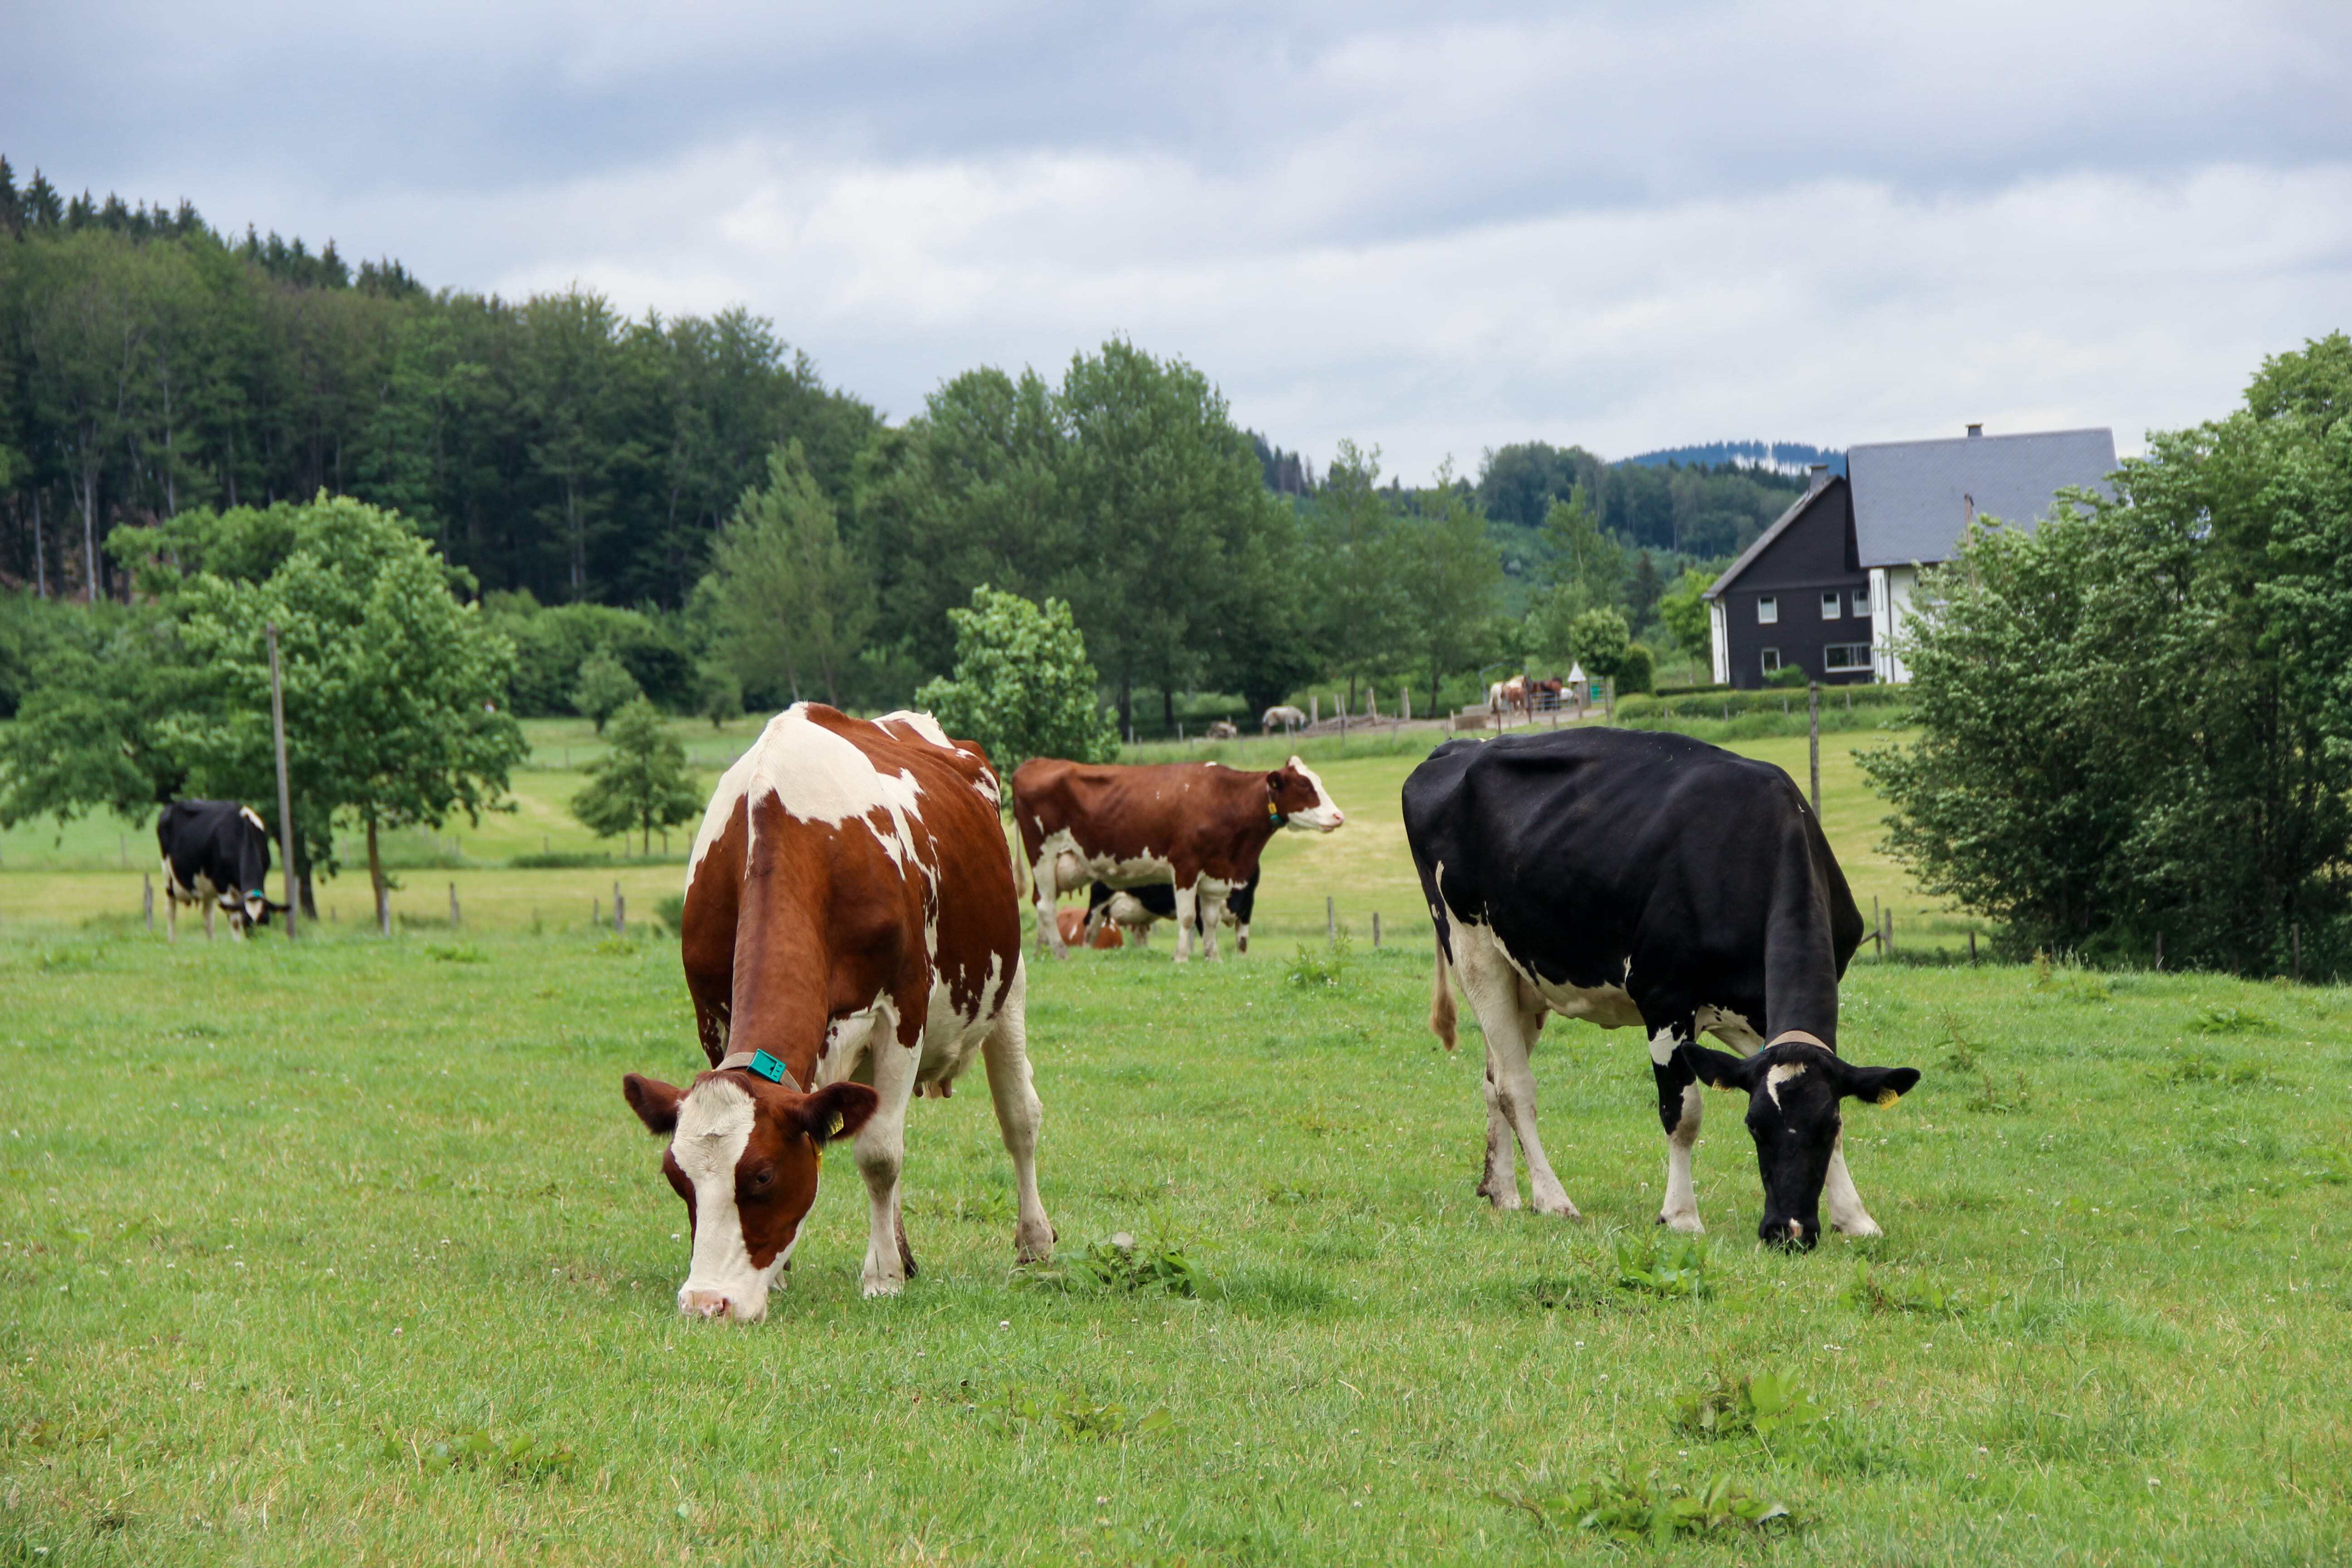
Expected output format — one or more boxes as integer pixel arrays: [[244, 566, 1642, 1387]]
[[1717, 480, 1871, 689]]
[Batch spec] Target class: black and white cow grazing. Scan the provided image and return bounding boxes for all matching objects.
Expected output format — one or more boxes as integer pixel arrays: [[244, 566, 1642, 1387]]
[[1083, 865, 1262, 952], [157, 800, 284, 942], [1404, 729, 1920, 1248]]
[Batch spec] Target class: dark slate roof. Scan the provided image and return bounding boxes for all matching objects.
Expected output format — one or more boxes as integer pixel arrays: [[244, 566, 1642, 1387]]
[[1704, 474, 1842, 599], [1847, 427, 2117, 568]]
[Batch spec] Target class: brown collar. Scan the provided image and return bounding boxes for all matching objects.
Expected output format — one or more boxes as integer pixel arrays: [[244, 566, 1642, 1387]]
[[1767, 1029, 1829, 1051]]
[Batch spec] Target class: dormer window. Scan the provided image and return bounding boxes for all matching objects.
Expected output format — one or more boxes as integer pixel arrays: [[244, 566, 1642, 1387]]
[[1757, 596, 1779, 625]]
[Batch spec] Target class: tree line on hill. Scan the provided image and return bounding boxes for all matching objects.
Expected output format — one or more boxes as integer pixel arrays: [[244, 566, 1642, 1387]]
[[0, 155, 1804, 736]]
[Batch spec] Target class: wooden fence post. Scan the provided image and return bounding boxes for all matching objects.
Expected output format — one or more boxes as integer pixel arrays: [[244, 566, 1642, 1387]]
[[2154, 930, 2163, 972], [1968, 929, 1978, 966], [1807, 682, 1821, 816], [449, 882, 461, 927], [1884, 907, 1894, 956], [615, 881, 627, 936], [1372, 911, 1382, 948], [1871, 896, 1882, 955], [592, 898, 599, 927], [144, 873, 154, 934], [1327, 897, 1336, 942]]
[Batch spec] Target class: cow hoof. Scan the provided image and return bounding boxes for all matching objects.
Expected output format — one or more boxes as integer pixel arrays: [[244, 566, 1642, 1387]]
[[1530, 1195, 1583, 1220], [1477, 1181, 1523, 1211], [1014, 1221, 1055, 1263], [1656, 1210, 1706, 1234], [1831, 1217, 1883, 1239], [861, 1273, 907, 1298]]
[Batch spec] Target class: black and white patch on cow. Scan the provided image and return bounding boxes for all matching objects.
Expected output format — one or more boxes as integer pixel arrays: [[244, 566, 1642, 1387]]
[[157, 800, 284, 941], [1404, 728, 1920, 1248], [1083, 864, 1261, 952]]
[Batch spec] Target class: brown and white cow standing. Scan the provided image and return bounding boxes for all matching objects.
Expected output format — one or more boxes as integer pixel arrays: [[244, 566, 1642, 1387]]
[[1011, 756, 1343, 961], [621, 705, 1054, 1318]]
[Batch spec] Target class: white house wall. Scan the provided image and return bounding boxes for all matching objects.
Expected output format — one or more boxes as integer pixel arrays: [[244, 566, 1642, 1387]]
[[1871, 566, 1920, 683], [1708, 599, 1730, 685]]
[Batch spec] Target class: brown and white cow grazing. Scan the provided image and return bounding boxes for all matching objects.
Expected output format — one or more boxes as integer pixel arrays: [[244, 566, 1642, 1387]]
[[621, 704, 1054, 1319], [1012, 756, 1343, 961]]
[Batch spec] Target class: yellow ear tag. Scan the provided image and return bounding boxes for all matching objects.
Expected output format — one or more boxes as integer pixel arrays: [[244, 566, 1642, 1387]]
[[1876, 1089, 1901, 1107]]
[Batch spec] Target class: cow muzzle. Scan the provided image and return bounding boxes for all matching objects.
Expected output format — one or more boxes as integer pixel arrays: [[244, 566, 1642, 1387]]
[[1759, 1212, 1820, 1250], [678, 1287, 764, 1323]]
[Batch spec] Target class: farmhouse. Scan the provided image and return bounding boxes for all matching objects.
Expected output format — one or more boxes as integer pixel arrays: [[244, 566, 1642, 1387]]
[[1704, 425, 2118, 689]]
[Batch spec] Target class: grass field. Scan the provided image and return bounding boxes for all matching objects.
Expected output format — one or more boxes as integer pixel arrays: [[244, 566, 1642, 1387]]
[[10, 713, 2343, 1561], [3, 927, 2347, 1563], [2, 716, 1970, 952]]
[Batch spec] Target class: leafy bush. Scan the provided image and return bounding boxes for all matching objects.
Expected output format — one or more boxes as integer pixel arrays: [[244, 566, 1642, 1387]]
[[1494, 1467, 1794, 1544], [1286, 935, 1352, 990], [913, 586, 1118, 774], [1765, 663, 1810, 688], [654, 894, 686, 934], [1672, 1368, 1830, 1441], [1014, 1231, 1205, 1298], [1617, 641, 1655, 694], [385, 1428, 577, 1483], [1844, 1262, 1966, 1317], [1613, 1233, 1711, 1298], [570, 651, 641, 735]]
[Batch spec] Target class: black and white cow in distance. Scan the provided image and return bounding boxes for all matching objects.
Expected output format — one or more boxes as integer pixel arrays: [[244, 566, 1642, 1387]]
[[1404, 728, 1921, 1248], [1084, 865, 1262, 952], [157, 800, 285, 941]]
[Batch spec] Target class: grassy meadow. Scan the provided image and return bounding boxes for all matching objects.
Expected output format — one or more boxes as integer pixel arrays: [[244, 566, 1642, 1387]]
[[5, 712, 2347, 1562]]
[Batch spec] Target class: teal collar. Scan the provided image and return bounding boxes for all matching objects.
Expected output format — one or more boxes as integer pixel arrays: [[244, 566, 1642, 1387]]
[[715, 1049, 801, 1091]]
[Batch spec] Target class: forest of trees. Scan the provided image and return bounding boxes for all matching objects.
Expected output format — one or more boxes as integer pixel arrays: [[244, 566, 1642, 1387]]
[[0, 155, 1817, 743]]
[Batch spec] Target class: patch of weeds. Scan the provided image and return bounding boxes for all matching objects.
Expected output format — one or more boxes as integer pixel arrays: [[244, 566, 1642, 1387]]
[[971, 1384, 1174, 1442], [2190, 1004, 2276, 1035], [1286, 935, 1352, 990], [1613, 1232, 1711, 1299], [2026, 952, 2108, 1003], [1965, 1070, 2032, 1113], [1493, 1467, 1796, 1544], [34, 946, 98, 973], [1845, 1262, 1965, 1316], [1933, 1010, 1980, 1072], [385, 1427, 577, 1483], [1672, 1368, 1830, 1443], [422, 943, 486, 964], [653, 894, 685, 934], [2162, 1054, 2271, 1087], [1014, 1230, 1205, 1298], [590, 936, 637, 956], [1259, 1180, 1328, 1207], [9, 1418, 118, 1451]]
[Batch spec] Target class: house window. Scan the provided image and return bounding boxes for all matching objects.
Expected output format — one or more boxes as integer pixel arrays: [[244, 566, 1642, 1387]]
[[1760, 648, 1783, 676], [1852, 588, 1872, 617], [1821, 592, 1842, 620], [1756, 596, 1778, 625], [1824, 643, 1870, 673]]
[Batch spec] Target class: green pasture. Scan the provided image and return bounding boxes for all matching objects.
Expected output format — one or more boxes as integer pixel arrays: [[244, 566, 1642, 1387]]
[[4, 926, 2347, 1563], [3, 717, 1966, 953]]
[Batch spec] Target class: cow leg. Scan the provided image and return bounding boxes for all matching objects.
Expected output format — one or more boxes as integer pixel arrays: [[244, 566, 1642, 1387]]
[[1650, 1026, 1705, 1233], [204, 902, 215, 941], [166, 894, 177, 944], [1171, 883, 1198, 963], [852, 1004, 922, 1297], [1824, 1133, 1882, 1236], [1454, 930, 1578, 1217], [1477, 1063, 1517, 1207], [980, 964, 1055, 1263], [1031, 857, 1069, 960], [1195, 887, 1226, 961]]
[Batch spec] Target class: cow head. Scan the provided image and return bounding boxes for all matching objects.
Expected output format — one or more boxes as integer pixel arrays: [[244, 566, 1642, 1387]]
[[622, 1069, 879, 1322], [1680, 1039, 1918, 1248], [1269, 757, 1345, 831]]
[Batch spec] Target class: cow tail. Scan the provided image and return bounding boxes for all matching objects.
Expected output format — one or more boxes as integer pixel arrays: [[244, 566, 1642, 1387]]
[[1429, 927, 1459, 1051]]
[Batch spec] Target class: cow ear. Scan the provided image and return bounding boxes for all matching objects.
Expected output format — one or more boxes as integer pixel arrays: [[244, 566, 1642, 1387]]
[[1681, 1044, 1766, 1093], [622, 1073, 685, 1135], [794, 1081, 879, 1146], [1837, 1063, 1921, 1107]]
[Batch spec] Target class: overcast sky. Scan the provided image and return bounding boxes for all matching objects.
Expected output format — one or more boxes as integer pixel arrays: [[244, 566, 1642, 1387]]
[[8, 0, 2347, 479]]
